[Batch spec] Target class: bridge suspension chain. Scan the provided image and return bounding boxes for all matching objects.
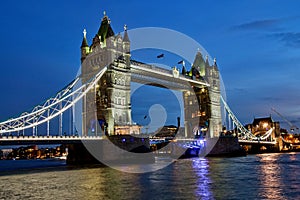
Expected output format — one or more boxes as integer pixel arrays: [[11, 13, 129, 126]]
[[220, 96, 275, 141], [220, 95, 255, 139], [0, 67, 107, 134]]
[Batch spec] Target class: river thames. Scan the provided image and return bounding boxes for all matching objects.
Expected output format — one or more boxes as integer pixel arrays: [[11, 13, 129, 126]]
[[0, 152, 299, 199]]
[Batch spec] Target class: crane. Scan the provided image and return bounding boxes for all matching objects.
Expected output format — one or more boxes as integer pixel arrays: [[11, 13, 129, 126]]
[[271, 108, 299, 134]]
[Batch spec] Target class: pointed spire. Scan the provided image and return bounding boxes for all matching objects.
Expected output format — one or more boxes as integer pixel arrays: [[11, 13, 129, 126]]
[[81, 28, 89, 48], [83, 29, 87, 38], [123, 24, 130, 42], [205, 55, 209, 63], [205, 55, 210, 69], [213, 58, 219, 71], [97, 11, 114, 42], [213, 58, 217, 65], [193, 51, 205, 76], [103, 10, 107, 20], [181, 65, 186, 75]]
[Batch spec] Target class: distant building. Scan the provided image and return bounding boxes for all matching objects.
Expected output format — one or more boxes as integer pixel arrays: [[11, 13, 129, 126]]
[[154, 117, 181, 138], [155, 125, 178, 138], [246, 116, 280, 138], [1, 149, 12, 159]]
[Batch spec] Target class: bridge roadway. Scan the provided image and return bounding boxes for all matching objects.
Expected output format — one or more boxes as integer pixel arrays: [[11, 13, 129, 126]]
[[0, 134, 277, 146], [238, 139, 277, 145], [0, 135, 105, 146], [0, 135, 202, 146]]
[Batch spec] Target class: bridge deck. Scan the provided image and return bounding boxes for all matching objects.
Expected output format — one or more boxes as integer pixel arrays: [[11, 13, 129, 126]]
[[130, 60, 209, 90], [0, 136, 105, 145], [0, 135, 203, 146], [239, 139, 277, 145]]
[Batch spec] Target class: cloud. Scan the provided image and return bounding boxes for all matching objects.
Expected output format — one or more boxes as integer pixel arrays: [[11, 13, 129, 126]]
[[231, 16, 300, 48], [231, 19, 282, 31], [270, 32, 300, 48]]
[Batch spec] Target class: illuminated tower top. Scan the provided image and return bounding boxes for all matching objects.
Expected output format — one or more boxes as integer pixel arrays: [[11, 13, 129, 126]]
[[92, 11, 115, 48], [192, 51, 206, 77]]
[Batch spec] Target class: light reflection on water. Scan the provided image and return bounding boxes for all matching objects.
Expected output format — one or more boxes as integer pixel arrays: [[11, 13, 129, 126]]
[[0, 153, 300, 199], [192, 158, 213, 199], [257, 153, 285, 199]]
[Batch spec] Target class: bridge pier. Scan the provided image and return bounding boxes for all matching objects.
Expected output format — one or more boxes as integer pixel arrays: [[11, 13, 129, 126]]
[[67, 142, 102, 165], [66, 136, 153, 165], [206, 136, 246, 157]]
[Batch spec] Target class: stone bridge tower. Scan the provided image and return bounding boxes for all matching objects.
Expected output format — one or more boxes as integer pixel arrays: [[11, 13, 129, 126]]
[[183, 51, 222, 138], [80, 12, 138, 136]]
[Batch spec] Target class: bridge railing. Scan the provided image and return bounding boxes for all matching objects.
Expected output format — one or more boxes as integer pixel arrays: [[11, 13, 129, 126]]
[[131, 60, 173, 75]]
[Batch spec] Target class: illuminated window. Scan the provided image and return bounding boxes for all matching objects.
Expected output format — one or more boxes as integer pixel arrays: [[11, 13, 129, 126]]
[[197, 111, 201, 116], [262, 122, 268, 129]]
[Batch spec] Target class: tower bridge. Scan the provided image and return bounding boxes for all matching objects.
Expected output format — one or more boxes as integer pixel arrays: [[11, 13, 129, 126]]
[[0, 13, 281, 158]]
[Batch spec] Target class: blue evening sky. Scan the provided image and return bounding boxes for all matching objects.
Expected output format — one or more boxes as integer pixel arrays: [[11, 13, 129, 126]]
[[0, 0, 300, 130]]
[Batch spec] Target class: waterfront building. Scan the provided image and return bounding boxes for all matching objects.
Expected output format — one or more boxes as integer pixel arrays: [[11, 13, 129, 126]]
[[246, 116, 280, 139]]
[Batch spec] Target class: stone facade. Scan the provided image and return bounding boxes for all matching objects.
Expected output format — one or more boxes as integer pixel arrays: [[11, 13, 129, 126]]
[[80, 13, 134, 135], [183, 52, 222, 138]]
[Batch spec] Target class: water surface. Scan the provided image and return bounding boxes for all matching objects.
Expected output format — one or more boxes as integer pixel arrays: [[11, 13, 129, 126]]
[[0, 153, 299, 199]]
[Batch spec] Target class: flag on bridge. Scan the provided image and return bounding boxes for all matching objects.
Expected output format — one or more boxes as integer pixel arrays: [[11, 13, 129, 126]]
[[178, 60, 183, 64]]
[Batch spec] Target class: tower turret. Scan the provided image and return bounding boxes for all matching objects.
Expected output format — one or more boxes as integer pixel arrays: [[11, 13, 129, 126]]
[[213, 58, 219, 72], [205, 55, 210, 72], [206, 57, 222, 138], [81, 29, 90, 63], [123, 24, 131, 67], [123, 24, 130, 43], [91, 11, 115, 49], [192, 50, 206, 77]]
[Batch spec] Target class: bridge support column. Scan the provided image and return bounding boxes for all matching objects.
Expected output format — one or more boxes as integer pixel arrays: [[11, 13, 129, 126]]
[[66, 142, 105, 165], [47, 109, 50, 136], [66, 136, 153, 165], [207, 137, 246, 156]]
